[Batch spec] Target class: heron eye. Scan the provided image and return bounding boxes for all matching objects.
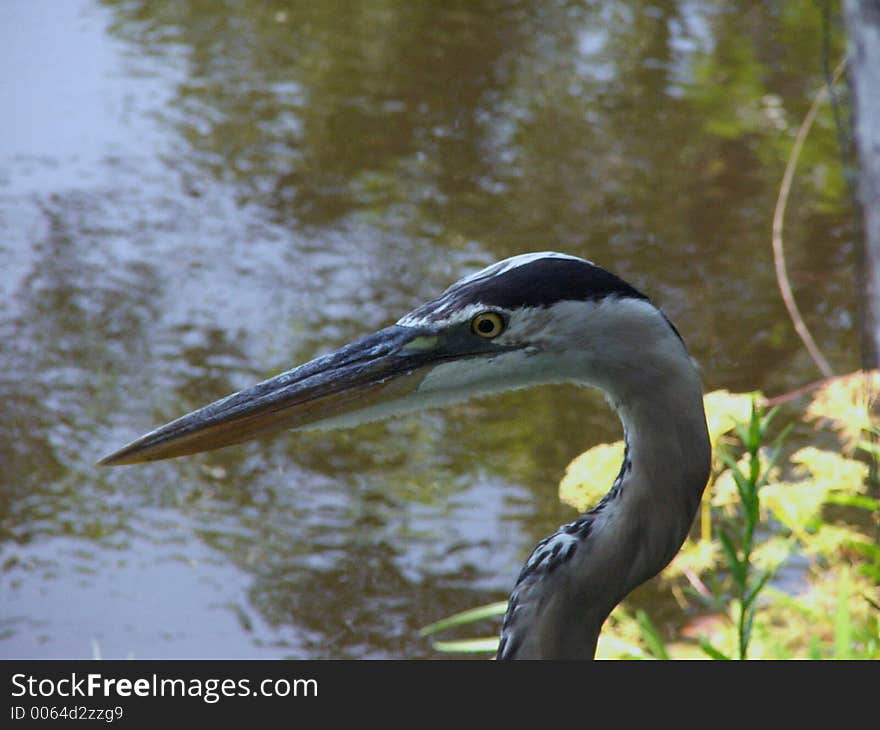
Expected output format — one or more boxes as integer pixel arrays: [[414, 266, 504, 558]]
[[471, 311, 505, 339]]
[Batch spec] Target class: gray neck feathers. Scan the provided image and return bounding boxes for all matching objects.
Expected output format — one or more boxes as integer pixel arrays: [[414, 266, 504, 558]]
[[497, 300, 711, 660]]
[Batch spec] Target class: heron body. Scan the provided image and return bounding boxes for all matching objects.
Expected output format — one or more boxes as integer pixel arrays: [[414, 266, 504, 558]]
[[99, 252, 712, 660]]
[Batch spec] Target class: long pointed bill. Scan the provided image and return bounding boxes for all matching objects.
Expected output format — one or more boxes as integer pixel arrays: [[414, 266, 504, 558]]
[[97, 325, 446, 466]]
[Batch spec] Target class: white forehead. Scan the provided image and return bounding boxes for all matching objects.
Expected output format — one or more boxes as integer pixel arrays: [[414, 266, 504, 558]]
[[457, 252, 592, 286], [396, 302, 481, 329], [396, 252, 592, 328]]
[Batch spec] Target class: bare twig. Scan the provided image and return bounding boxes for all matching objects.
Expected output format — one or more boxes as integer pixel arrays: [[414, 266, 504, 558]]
[[761, 375, 836, 407], [772, 58, 847, 379]]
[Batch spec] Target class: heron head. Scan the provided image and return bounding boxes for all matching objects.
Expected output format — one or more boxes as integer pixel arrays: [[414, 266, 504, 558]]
[[98, 252, 682, 466]]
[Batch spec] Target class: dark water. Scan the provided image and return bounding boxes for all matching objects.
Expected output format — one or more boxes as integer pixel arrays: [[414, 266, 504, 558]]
[[0, 0, 856, 658]]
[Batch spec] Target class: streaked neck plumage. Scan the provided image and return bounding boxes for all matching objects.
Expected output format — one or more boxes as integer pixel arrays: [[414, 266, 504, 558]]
[[497, 298, 711, 660]]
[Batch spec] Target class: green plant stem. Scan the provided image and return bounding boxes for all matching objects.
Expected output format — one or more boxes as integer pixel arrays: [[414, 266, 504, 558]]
[[718, 401, 784, 660]]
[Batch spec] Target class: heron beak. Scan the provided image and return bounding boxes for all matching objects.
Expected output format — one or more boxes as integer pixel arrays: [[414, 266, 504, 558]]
[[97, 325, 446, 466]]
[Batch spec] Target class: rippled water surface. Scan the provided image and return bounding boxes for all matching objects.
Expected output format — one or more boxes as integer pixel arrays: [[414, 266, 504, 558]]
[[0, 0, 856, 658]]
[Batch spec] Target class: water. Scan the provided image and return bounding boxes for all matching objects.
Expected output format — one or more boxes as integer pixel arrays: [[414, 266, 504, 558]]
[[0, 0, 857, 658]]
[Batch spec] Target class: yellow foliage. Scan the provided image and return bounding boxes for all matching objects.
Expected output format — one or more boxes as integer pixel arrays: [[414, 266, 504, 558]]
[[761, 448, 868, 535], [551, 377, 880, 660], [789, 446, 868, 494], [768, 565, 878, 633], [761, 480, 828, 533], [559, 390, 762, 512], [750, 535, 794, 573], [666, 538, 719, 578], [558, 440, 625, 512], [703, 389, 761, 448], [595, 627, 648, 660], [805, 370, 879, 451], [800, 524, 867, 558]]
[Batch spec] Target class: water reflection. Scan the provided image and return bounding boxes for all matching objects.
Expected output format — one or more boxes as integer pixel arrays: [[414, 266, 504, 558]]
[[0, 0, 857, 658]]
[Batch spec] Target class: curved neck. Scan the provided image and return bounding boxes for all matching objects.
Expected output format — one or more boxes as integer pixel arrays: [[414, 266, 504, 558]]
[[497, 347, 711, 660]]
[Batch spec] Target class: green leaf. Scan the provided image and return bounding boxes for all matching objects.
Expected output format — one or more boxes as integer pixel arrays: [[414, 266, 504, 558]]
[[636, 610, 670, 660], [762, 405, 781, 433], [740, 605, 755, 659], [834, 568, 853, 659], [717, 447, 739, 471], [419, 601, 508, 637], [699, 639, 730, 660], [735, 423, 752, 451], [431, 638, 500, 654], [744, 569, 772, 609], [719, 530, 744, 585], [825, 493, 880, 511], [748, 451, 761, 488]]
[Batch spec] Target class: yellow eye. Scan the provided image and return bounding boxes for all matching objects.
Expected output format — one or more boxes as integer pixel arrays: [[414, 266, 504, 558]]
[[471, 311, 505, 339]]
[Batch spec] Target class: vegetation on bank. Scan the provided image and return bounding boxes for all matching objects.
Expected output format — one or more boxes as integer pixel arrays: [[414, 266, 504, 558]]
[[423, 371, 880, 659]]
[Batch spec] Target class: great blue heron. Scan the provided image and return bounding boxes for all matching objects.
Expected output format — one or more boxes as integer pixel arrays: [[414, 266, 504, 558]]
[[99, 252, 711, 659]]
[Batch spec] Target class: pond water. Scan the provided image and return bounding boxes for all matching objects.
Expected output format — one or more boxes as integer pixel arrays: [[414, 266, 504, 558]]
[[0, 0, 857, 658]]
